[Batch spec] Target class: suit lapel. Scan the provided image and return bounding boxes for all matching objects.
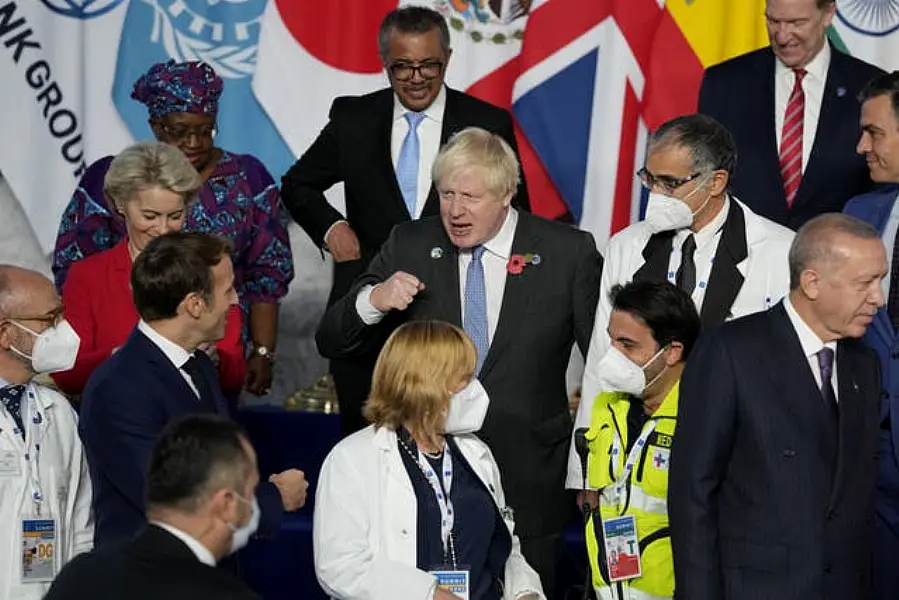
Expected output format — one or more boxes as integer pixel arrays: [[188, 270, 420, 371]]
[[132, 329, 216, 412], [479, 214, 538, 380], [758, 50, 786, 207], [764, 305, 837, 461], [829, 342, 866, 507], [376, 92, 413, 219], [699, 202, 748, 327], [632, 231, 675, 283], [433, 227, 463, 326], [794, 45, 844, 209]]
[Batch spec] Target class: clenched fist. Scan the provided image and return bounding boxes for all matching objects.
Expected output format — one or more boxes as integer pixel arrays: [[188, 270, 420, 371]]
[[370, 271, 425, 312], [269, 469, 309, 512]]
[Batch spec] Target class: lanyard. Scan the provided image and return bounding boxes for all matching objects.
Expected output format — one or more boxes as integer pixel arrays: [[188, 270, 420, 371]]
[[398, 437, 456, 561], [610, 420, 657, 507], [17, 387, 46, 515]]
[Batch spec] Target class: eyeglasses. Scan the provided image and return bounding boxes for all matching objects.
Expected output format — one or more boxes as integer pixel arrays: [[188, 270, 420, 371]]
[[636, 167, 704, 195], [388, 61, 444, 82], [159, 123, 217, 143]]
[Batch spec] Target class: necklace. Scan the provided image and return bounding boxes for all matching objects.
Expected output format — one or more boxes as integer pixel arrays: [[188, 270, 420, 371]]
[[421, 447, 444, 460]]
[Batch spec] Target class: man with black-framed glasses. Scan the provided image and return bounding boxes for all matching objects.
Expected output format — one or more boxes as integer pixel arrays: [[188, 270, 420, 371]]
[[567, 114, 795, 504], [281, 6, 530, 439]]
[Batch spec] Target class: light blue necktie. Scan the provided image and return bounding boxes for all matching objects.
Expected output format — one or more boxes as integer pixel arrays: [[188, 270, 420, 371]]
[[464, 246, 489, 374], [397, 112, 425, 217]]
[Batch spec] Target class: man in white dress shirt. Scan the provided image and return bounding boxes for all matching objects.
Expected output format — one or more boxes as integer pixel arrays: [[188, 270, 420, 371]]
[[568, 114, 795, 500], [0, 265, 92, 600], [698, 0, 883, 229], [281, 5, 530, 436], [316, 127, 602, 598], [46, 414, 262, 600]]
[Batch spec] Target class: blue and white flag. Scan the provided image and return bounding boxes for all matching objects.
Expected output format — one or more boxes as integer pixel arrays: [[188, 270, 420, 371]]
[[112, 0, 294, 178]]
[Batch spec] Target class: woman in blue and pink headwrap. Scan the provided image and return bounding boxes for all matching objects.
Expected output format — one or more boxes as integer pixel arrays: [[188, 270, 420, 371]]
[[52, 60, 294, 397]]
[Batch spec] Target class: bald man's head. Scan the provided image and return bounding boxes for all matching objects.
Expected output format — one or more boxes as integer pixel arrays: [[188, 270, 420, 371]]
[[0, 265, 58, 320]]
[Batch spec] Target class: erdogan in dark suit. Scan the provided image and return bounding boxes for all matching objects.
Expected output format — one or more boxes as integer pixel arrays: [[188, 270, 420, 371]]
[[316, 127, 601, 598], [280, 6, 530, 436], [669, 214, 886, 600], [79, 233, 307, 549], [697, 0, 883, 230], [46, 415, 263, 600]]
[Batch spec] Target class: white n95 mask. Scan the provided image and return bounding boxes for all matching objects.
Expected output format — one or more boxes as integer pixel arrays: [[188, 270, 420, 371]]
[[7, 319, 80, 374], [596, 345, 667, 398], [443, 379, 490, 434]]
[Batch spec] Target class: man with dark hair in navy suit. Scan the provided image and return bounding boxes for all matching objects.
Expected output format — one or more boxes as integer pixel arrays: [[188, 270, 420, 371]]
[[844, 70, 899, 600], [699, 0, 883, 230], [79, 232, 308, 549]]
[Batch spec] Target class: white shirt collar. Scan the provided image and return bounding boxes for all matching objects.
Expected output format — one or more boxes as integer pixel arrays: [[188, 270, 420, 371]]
[[692, 196, 730, 249], [783, 295, 836, 359], [775, 41, 830, 83], [138, 320, 193, 369], [480, 208, 518, 260], [150, 522, 217, 567], [393, 84, 447, 124]]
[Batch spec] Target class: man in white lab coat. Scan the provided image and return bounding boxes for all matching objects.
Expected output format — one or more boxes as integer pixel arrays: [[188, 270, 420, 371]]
[[0, 265, 93, 599], [568, 115, 795, 496]]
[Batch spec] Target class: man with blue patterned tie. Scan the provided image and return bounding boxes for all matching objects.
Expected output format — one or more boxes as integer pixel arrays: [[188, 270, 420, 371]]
[[317, 127, 601, 598], [281, 5, 530, 437], [0, 265, 93, 599]]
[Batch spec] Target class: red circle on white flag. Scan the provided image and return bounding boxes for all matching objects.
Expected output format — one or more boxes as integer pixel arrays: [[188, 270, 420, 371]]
[[275, 0, 398, 74]]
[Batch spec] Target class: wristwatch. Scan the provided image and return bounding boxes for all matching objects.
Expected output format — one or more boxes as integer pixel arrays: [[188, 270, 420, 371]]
[[252, 345, 275, 363]]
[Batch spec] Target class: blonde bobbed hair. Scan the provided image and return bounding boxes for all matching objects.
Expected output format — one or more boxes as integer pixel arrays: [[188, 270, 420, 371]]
[[104, 141, 202, 211], [364, 320, 477, 446]]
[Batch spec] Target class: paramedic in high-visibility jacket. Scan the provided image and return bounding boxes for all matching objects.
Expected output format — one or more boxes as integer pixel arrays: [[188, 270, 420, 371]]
[[583, 280, 701, 600]]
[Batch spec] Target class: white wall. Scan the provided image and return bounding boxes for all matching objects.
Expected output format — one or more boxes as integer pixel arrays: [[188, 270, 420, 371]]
[[0, 173, 331, 406]]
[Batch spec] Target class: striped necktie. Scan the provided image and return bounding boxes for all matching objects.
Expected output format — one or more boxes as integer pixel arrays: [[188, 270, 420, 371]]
[[779, 68, 807, 208]]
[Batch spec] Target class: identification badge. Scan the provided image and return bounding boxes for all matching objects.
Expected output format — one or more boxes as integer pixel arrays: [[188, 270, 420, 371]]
[[21, 519, 56, 583], [431, 569, 470, 600], [0, 450, 20, 476], [602, 515, 642, 582]]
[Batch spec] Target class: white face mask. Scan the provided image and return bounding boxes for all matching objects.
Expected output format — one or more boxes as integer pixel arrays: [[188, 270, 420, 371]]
[[227, 495, 260, 555], [442, 378, 490, 435], [596, 345, 668, 398], [644, 181, 712, 234], [7, 319, 80, 374]]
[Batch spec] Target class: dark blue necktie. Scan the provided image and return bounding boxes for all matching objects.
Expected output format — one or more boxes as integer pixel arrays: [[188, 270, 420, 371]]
[[1, 384, 26, 440]]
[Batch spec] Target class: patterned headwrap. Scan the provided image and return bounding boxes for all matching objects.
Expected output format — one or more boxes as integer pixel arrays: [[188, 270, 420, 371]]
[[130, 60, 223, 119]]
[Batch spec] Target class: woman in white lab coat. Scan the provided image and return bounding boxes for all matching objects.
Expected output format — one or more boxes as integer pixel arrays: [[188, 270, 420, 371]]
[[314, 321, 544, 600]]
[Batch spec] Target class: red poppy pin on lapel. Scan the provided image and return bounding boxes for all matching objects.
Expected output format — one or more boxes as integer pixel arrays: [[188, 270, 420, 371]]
[[506, 253, 541, 275]]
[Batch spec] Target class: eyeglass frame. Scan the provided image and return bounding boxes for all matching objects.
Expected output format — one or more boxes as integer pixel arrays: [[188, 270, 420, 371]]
[[158, 122, 218, 143], [387, 61, 445, 82], [636, 167, 706, 195]]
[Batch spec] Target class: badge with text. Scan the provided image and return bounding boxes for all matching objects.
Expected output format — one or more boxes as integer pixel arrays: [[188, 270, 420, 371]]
[[21, 519, 56, 582], [602, 515, 642, 582], [431, 569, 470, 600]]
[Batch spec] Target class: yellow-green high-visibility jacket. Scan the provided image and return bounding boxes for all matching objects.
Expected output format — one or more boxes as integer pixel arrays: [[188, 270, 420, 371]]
[[584, 382, 679, 600]]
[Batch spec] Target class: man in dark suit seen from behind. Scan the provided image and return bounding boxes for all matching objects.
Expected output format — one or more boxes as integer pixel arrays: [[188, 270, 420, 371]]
[[281, 6, 530, 437], [46, 414, 263, 600], [316, 127, 601, 598], [842, 70, 899, 600], [698, 0, 883, 230], [79, 232, 307, 549], [670, 213, 886, 600]]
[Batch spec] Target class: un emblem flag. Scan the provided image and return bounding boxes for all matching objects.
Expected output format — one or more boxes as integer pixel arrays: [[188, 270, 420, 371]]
[[112, 0, 293, 178], [40, 0, 125, 20]]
